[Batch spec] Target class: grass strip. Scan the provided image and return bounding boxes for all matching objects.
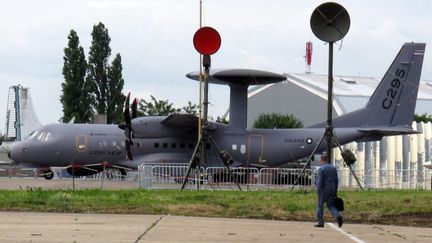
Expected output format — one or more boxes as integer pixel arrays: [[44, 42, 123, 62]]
[[0, 189, 430, 227]]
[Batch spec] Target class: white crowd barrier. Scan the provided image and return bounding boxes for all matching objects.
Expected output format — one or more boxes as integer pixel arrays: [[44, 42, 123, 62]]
[[137, 163, 432, 190]]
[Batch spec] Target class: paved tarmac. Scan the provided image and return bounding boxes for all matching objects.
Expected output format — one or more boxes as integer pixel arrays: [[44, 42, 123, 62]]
[[0, 212, 431, 243], [1, 178, 432, 242]]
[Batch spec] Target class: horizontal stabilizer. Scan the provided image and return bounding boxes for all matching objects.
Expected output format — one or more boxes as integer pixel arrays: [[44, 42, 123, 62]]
[[423, 161, 432, 169], [357, 127, 420, 136]]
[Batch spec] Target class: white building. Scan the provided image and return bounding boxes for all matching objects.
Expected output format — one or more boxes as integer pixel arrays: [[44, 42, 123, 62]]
[[247, 73, 432, 127]]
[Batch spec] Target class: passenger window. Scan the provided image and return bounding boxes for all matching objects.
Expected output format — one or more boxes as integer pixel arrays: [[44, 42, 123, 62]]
[[154, 143, 160, 148], [240, 144, 246, 154], [112, 141, 117, 147], [180, 143, 185, 149], [188, 143, 194, 149], [171, 143, 177, 148], [232, 144, 237, 151], [163, 143, 168, 148]]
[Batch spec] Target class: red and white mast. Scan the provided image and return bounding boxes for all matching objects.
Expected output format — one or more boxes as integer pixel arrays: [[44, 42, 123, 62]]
[[305, 41, 313, 73]]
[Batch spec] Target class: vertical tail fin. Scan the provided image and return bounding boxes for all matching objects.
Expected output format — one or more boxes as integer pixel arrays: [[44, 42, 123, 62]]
[[332, 42, 426, 128], [365, 42, 425, 127]]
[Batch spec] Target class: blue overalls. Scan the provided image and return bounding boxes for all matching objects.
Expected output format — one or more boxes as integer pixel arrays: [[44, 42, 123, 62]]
[[316, 163, 340, 225]]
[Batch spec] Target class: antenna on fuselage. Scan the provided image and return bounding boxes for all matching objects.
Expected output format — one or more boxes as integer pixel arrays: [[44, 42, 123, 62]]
[[181, 27, 242, 191]]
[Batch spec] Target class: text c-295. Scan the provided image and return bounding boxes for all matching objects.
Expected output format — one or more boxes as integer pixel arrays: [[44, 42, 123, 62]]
[[382, 68, 406, 109]]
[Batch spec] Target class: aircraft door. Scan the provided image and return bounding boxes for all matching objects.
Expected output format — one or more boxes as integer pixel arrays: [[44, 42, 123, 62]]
[[248, 135, 264, 165], [76, 135, 88, 152]]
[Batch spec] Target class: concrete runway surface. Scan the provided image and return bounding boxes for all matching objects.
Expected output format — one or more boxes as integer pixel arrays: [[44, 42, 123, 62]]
[[0, 212, 431, 243]]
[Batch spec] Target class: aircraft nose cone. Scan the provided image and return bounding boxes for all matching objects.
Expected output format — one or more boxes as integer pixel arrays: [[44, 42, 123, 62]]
[[8, 145, 20, 162]]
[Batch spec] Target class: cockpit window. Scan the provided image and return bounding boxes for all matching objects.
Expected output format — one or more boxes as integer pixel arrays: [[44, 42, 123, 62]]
[[43, 132, 52, 142], [37, 132, 45, 141], [26, 130, 39, 140], [33, 131, 53, 142]]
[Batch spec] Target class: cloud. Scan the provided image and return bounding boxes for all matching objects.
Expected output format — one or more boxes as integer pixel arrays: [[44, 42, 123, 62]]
[[0, 0, 431, 129]]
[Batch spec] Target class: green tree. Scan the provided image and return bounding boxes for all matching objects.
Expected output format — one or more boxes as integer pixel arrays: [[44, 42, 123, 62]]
[[181, 101, 198, 115], [86, 22, 125, 123], [138, 96, 180, 116], [253, 113, 303, 129], [414, 113, 432, 123], [60, 30, 91, 123], [107, 54, 126, 123], [216, 116, 229, 124]]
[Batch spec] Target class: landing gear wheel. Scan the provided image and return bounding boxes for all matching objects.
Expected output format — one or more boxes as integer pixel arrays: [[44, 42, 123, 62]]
[[43, 169, 54, 180]]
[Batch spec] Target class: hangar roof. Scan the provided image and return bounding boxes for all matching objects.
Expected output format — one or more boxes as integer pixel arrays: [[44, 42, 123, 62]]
[[248, 73, 432, 115]]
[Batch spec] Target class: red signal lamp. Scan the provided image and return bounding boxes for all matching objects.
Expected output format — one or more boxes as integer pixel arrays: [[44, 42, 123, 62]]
[[193, 27, 221, 55]]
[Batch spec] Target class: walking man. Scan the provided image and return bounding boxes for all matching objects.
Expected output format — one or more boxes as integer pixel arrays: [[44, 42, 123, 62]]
[[315, 153, 343, 228]]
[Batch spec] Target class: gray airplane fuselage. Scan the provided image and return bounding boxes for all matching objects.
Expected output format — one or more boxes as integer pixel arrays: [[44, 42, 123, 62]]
[[10, 120, 366, 169]]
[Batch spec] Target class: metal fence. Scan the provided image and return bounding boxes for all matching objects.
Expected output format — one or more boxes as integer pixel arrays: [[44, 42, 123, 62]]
[[138, 163, 432, 190]]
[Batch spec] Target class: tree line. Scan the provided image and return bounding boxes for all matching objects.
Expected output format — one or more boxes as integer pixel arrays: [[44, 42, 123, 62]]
[[60, 22, 304, 128]]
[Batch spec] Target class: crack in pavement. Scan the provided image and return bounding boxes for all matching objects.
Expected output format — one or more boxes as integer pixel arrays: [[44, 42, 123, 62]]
[[134, 215, 165, 243]]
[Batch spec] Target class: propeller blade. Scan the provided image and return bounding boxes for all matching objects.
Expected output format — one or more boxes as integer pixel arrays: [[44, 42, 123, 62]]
[[124, 92, 131, 125], [122, 92, 134, 160], [126, 141, 133, 160], [132, 98, 138, 119]]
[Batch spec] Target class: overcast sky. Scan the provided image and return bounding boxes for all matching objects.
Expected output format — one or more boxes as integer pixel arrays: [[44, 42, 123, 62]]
[[0, 0, 431, 132]]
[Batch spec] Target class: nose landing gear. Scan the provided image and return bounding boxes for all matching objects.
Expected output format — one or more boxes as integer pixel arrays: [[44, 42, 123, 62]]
[[41, 169, 54, 180]]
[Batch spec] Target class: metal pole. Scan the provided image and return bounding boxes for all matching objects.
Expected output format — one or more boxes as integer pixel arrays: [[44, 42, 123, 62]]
[[291, 133, 326, 190], [326, 42, 334, 160], [14, 86, 21, 141], [198, 63, 210, 190], [197, 0, 203, 140], [196, 0, 204, 189]]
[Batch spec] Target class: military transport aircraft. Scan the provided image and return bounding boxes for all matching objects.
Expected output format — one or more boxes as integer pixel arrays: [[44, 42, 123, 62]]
[[8, 43, 426, 179]]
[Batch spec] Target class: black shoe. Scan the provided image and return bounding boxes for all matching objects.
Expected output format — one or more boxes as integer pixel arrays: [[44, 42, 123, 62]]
[[337, 216, 343, 227], [314, 224, 324, 228]]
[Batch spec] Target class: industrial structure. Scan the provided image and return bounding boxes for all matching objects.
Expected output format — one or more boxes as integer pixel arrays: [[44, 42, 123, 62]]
[[4, 85, 41, 141]]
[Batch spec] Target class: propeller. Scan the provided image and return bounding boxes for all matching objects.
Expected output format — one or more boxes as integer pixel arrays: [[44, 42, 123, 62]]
[[119, 93, 134, 160], [132, 98, 138, 119]]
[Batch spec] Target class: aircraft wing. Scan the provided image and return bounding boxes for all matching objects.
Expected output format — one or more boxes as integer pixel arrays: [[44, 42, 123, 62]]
[[161, 113, 198, 127], [161, 113, 218, 129]]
